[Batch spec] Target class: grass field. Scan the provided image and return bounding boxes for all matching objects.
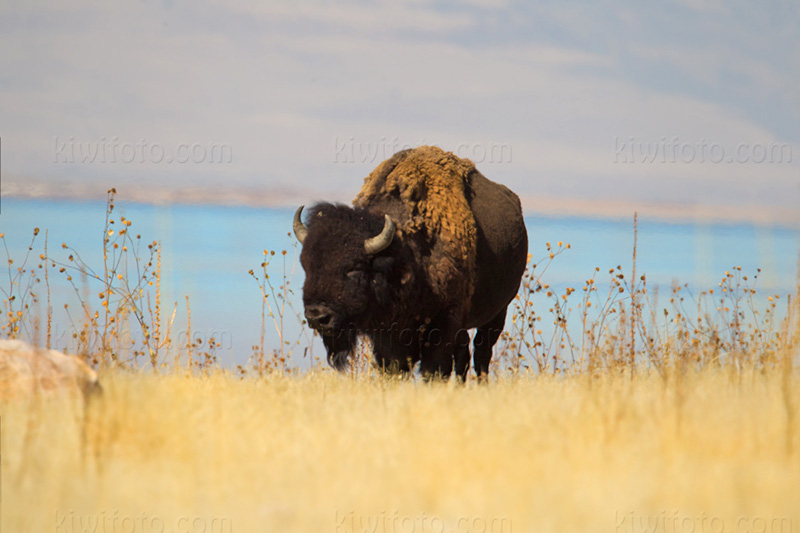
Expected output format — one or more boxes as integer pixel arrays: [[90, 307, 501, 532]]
[[2, 367, 798, 532], [2, 193, 799, 532]]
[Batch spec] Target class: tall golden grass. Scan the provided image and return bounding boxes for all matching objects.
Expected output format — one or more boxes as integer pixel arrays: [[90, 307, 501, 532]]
[[3, 369, 798, 531], [1, 191, 799, 532]]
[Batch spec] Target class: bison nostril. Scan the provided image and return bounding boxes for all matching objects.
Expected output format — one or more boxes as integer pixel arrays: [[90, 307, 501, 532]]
[[305, 304, 335, 330]]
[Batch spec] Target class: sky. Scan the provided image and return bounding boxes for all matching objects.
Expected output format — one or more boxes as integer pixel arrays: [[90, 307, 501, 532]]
[[1, 0, 799, 223]]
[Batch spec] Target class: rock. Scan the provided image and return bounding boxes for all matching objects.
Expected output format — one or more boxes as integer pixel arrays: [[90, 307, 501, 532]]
[[0, 339, 100, 400]]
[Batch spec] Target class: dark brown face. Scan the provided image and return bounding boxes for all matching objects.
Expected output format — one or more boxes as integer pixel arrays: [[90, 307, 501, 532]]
[[301, 248, 370, 333], [295, 204, 395, 334]]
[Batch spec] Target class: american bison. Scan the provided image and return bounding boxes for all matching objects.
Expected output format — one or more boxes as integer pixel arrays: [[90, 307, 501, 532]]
[[293, 146, 528, 380]]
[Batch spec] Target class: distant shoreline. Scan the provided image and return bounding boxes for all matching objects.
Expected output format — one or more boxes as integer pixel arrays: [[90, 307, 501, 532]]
[[518, 194, 800, 228], [5, 177, 799, 229]]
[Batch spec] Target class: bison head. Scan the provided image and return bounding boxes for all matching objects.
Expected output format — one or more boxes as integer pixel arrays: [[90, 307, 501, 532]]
[[293, 203, 398, 341]]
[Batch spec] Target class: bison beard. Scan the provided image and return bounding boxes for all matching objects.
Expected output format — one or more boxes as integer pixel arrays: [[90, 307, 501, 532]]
[[293, 146, 528, 381]]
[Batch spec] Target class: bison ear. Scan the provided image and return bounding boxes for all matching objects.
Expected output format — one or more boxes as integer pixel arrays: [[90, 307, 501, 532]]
[[372, 256, 394, 273]]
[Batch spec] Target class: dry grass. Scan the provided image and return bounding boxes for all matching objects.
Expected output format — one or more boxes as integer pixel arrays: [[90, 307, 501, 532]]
[[2, 368, 798, 532], [2, 195, 800, 532]]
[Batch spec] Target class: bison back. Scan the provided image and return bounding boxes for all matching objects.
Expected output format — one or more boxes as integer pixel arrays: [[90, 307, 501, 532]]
[[464, 169, 528, 329]]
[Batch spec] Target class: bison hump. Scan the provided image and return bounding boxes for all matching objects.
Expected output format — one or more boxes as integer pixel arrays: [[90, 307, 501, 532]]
[[353, 146, 478, 310]]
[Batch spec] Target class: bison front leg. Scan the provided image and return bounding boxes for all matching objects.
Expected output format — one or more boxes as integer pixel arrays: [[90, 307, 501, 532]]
[[372, 332, 417, 376], [321, 329, 357, 371], [419, 315, 467, 382]]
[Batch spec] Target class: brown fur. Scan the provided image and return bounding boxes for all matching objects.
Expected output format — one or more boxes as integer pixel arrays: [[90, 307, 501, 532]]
[[353, 146, 478, 313]]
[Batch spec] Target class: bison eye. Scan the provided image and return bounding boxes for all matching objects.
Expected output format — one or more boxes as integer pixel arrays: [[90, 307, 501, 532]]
[[346, 269, 366, 281]]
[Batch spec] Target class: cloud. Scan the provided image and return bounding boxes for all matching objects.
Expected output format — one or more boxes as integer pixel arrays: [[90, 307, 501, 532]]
[[1, 0, 797, 219]]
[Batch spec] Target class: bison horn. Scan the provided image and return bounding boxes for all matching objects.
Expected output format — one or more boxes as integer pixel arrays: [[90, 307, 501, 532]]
[[293, 206, 308, 244], [364, 215, 395, 255]]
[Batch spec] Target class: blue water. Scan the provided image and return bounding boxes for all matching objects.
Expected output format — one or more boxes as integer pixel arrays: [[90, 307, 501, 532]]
[[1, 198, 798, 369]]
